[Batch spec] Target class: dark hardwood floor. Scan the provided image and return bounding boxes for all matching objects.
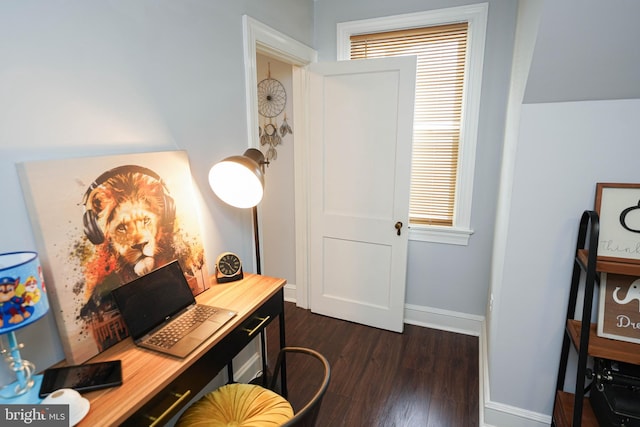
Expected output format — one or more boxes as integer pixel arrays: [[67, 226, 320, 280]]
[[266, 302, 479, 427]]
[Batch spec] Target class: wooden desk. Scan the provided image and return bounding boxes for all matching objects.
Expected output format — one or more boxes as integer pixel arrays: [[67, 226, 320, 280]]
[[77, 273, 286, 427]]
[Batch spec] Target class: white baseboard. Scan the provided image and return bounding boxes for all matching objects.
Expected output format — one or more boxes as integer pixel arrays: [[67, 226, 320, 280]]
[[479, 321, 551, 427], [482, 402, 551, 427], [234, 352, 264, 383], [283, 283, 297, 302], [404, 303, 484, 336]]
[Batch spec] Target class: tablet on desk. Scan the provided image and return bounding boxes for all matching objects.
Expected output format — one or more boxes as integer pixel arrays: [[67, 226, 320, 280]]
[[39, 360, 122, 398]]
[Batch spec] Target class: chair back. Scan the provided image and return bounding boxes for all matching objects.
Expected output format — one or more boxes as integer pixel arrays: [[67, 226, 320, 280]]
[[270, 346, 331, 427]]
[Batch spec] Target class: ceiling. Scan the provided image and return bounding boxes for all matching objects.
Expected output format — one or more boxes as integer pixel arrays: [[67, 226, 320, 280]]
[[523, 0, 640, 103]]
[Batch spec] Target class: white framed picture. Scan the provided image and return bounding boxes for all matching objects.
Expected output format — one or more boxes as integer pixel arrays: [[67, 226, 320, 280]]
[[595, 183, 640, 263]]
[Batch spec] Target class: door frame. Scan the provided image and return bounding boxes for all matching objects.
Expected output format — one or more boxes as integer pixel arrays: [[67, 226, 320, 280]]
[[242, 15, 317, 308]]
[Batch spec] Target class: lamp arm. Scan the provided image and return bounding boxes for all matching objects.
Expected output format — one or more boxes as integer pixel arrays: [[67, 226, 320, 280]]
[[243, 148, 269, 172]]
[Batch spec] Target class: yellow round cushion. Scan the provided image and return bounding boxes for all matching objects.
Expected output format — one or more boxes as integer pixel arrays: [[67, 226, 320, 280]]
[[176, 383, 294, 427]]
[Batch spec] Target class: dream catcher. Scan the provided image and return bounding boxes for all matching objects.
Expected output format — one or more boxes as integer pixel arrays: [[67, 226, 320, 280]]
[[257, 63, 292, 162]]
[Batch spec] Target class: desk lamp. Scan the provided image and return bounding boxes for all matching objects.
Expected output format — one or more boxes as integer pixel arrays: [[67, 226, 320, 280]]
[[209, 148, 267, 274], [209, 148, 268, 384], [0, 251, 50, 398]]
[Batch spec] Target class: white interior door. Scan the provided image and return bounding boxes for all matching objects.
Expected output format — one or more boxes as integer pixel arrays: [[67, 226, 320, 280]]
[[307, 56, 416, 333]]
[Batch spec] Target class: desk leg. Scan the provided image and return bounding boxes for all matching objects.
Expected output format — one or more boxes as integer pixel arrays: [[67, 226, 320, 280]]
[[227, 363, 234, 384], [279, 308, 287, 398], [259, 331, 268, 387]]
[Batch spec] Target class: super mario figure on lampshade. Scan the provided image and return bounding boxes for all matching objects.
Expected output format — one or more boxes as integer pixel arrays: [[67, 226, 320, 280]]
[[0, 251, 50, 398]]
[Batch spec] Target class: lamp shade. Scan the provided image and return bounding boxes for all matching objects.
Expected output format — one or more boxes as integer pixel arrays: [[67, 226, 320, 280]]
[[0, 252, 49, 335], [209, 148, 265, 208]]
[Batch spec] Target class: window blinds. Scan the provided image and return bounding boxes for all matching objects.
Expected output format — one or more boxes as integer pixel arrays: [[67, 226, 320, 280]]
[[350, 22, 468, 226]]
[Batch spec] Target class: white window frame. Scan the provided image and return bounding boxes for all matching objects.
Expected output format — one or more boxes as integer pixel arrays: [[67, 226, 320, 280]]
[[337, 3, 488, 246]]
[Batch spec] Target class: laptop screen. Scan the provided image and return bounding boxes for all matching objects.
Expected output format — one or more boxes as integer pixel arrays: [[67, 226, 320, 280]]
[[111, 260, 196, 340]]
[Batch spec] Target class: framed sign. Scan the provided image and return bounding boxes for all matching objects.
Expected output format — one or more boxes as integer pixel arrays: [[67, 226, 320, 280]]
[[597, 273, 640, 344], [595, 183, 640, 263]]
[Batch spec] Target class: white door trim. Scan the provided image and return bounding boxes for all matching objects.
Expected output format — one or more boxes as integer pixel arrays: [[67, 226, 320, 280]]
[[242, 16, 317, 308]]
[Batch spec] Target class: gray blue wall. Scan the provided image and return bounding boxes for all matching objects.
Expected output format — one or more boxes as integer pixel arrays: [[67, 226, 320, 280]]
[[3, 1, 639, 425], [0, 0, 313, 386]]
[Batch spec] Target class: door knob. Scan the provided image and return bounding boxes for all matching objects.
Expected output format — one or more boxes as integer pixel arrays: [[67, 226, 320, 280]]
[[395, 221, 403, 236]]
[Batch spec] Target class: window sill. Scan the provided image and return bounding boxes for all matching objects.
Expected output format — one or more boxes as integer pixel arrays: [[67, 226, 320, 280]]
[[408, 225, 474, 246]]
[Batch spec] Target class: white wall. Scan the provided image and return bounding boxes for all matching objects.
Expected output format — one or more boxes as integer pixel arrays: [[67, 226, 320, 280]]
[[523, 0, 640, 103], [484, 1, 640, 424], [490, 98, 640, 418], [0, 0, 313, 387]]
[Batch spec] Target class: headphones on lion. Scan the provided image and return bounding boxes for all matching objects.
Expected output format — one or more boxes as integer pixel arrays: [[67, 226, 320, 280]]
[[82, 165, 176, 245]]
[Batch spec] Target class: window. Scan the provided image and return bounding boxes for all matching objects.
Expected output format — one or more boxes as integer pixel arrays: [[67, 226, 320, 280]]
[[337, 4, 487, 245], [350, 23, 467, 227]]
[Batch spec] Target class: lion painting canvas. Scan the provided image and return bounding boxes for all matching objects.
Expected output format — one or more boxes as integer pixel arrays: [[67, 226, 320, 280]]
[[18, 151, 209, 364]]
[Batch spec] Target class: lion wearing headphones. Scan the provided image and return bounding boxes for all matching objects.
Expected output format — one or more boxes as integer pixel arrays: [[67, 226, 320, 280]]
[[81, 165, 180, 304]]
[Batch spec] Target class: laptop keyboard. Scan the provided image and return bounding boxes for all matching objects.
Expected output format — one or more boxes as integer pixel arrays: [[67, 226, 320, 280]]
[[146, 305, 220, 349]]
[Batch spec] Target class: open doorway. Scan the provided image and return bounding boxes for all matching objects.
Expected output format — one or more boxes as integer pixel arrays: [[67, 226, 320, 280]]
[[242, 15, 317, 307], [244, 17, 413, 332], [255, 54, 297, 295]]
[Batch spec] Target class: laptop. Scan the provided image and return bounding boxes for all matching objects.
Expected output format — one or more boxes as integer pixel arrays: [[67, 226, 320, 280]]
[[111, 260, 237, 358]]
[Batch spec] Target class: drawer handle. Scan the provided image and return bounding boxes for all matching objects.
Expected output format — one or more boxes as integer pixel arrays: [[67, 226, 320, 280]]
[[146, 390, 192, 427], [243, 316, 270, 337]]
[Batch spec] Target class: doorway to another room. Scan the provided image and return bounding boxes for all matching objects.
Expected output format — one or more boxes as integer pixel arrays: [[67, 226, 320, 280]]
[[255, 54, 298, 300], [244, 17, 414, 333]]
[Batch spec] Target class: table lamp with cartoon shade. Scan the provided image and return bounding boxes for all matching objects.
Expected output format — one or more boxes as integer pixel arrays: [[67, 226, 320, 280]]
[[0, 251, 50, 398]]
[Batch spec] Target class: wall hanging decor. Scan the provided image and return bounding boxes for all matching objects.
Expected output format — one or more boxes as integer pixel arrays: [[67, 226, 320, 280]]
[[18, 150, 209, 364], [257, 63, 292, 162]]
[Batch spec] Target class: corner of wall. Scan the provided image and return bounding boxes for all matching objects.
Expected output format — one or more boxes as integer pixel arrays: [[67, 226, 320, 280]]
[[480, 320, 551, 427]]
